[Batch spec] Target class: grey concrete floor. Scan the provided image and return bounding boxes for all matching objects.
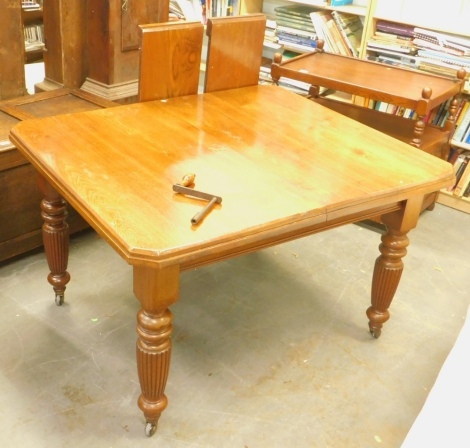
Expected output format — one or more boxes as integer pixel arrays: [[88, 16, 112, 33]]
[[0, 203, 469, 448]]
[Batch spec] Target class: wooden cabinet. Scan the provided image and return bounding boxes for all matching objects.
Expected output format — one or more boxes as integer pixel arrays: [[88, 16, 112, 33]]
[[0, 89, 117, 262], [81, 0, 169, 102], [39, 0, 88, 91], [36, 0, 169, 101], [0, 1, 27, 100]]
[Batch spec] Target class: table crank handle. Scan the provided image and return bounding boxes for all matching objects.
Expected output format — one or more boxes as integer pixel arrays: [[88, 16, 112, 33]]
[[180, 173, 195, 187], [191, 196, 217, 225]]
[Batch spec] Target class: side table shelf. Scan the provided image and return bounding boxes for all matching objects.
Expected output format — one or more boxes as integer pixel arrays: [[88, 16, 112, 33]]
[[437, 190, 470, 214], [271, 41, 466, 160], [270, 42, 467, 217]]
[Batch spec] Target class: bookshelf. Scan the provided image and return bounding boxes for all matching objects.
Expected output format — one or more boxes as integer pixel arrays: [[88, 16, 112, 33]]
[[262, 0, 373, 57], [22, 1, 44, 64], [262, 0, 470, 213], [260, 0, 374, 95], [263, 0, 470, 215], [367, 0, 470, 213]]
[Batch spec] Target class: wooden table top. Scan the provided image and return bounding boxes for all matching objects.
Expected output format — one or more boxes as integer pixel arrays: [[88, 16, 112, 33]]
[[9, 85, 454, 267], [271, 52, 465, 114]]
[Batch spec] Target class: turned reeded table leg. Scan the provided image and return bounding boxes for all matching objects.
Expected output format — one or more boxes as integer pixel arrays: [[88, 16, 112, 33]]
[[37, 175, 70, 306], [368, 227, 409, 338], [133, 265, 180, 437], [367, 197, 422, 338]]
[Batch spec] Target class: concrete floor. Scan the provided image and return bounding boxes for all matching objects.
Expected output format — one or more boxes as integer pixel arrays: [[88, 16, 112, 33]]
[[0, 203, 469, 447]]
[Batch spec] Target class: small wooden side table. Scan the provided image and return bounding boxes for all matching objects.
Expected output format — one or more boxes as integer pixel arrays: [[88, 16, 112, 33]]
[[271, 41, 466, 161], [271, 42, 466, 214]]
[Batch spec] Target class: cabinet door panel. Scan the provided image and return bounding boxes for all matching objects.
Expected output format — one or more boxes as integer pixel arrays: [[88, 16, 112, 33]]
[[121, 0, 169, 51]]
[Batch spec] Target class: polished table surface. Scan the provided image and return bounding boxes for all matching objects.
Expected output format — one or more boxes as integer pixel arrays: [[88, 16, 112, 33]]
[[9, 85, 454, 437]]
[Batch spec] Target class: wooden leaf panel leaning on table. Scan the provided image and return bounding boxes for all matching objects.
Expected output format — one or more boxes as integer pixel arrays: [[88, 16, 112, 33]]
[[9, 85, 454, 436]]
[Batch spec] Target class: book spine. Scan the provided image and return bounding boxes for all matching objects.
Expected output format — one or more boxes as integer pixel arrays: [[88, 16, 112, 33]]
[[310, 11, 332, 52], [277, 33, 317, 47], [324, 14, 349, 55], [274, 7, 315, 20], [452, 107, 470, 143], [278, 40, 316, 53], [453, 155, 470, 191], [277, 19, 316, 32], [456, 100, 470, 127], [376, 21, 414, 38], [330, 0, 352, 5], [367, 42, 416, 54], [275, 11, 314, 23], [454, 159, 470, 196], [276, 25, 317, 39], [331, 12, 356, 57], [414, 27, 470, 54]]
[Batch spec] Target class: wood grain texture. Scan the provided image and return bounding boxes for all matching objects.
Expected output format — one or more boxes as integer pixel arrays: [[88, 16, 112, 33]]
[[0, 0, 27, 99], [9, 84, 456, 434], [204, 14, 266, 93], [138, 21, 204, 102], [10, 85, 454, 270]]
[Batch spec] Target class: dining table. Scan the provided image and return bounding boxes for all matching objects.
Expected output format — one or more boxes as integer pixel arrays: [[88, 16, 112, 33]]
[[9, 84, 454, 437]]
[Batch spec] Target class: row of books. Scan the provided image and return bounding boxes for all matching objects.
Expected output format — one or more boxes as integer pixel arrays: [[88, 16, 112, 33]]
[[169, 0, 238, 23], [273, 4, 363, 57], [299, 0, 355, 5], [368, 97, 457, 128], [22, 0, 42, 10], [24, 23, 44, 52], [447, 149, 470, 198], [366, 21, 470, 90], [452, 99, 470, 149]]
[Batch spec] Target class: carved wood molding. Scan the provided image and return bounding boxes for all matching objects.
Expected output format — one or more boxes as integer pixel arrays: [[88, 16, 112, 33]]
[[81, 77, 138, 101]]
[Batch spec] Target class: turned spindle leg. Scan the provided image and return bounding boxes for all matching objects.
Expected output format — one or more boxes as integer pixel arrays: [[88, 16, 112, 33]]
[[133, 265, 180, 437], [37, 175, 70, 306], [367, 197, 422, 338], [137, 308, 172, 437], [367, 228, 409, 338], [410, 117, 425, 149]]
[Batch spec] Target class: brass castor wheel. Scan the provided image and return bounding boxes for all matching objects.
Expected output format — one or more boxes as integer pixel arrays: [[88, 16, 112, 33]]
[[369, 329, 381, 339], [145, 422, 157, 437], [55, 293, 64, 306]]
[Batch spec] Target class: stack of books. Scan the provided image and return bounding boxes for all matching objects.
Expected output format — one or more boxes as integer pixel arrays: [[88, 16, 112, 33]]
[[447, 149, 470, 198], [366, 21, 419, 68], [263, 16, 282, 59], [413, 28, 470, 84], [274, 4, 363, 57], [367, 21, 470, 86], [274, 5, 318, 54], [330, 11, 363, 57]]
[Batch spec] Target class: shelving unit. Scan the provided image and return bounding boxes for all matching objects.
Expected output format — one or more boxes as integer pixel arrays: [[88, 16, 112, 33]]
[[369, 0, 470, 213], [22, 3, 44, 64], [262, 0, 470, 214], [261, 0, 373, 56], [259, 0, 375, 96]]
